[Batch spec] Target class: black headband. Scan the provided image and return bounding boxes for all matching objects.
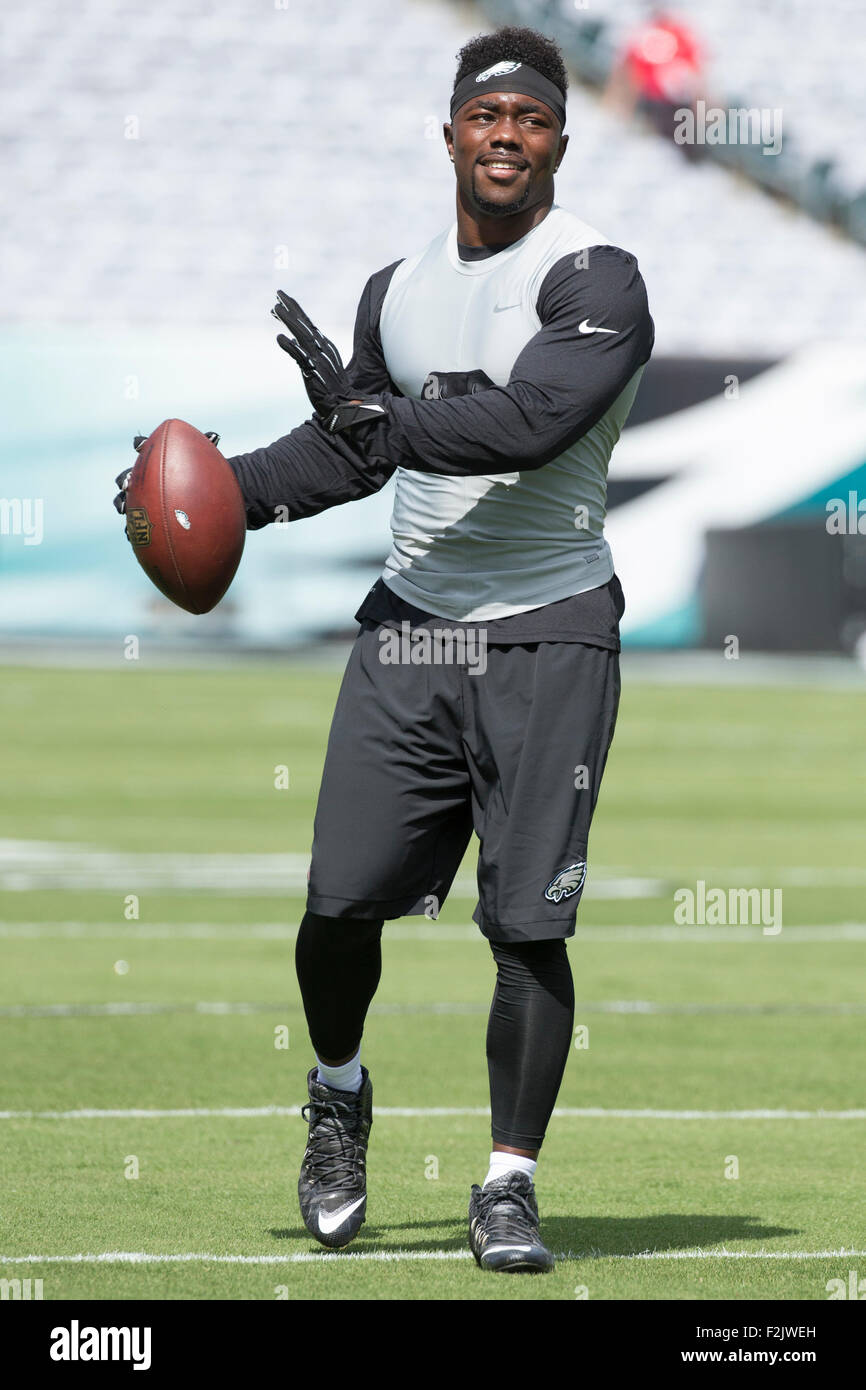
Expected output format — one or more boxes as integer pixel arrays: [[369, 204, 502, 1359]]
[[450, 60, 566, 132]]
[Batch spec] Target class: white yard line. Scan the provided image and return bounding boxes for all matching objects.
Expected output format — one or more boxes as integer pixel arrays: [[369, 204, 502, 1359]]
[[6, 838, 866, 895], [0, 922, 483, 940], [3, 922, 866, 942], [0, 841, 660, 898], [0, 1000, 488, 1018], [1, 1106, 864, 1121], [1, 1249, 864, 1266], [2, 998, 866, 1019]]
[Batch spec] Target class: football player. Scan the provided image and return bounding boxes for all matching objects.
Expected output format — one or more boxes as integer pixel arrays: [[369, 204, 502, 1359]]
[[117, 24, 653, 1273]]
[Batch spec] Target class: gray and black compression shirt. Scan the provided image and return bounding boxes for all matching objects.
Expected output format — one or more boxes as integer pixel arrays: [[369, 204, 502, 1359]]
[[357, 233, 627, 647], [227, 204, 653, 645]]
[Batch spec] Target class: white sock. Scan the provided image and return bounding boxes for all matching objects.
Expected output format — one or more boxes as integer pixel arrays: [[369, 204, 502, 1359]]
[[482, 1151, 537, 1189], [316, 1048, 363, 1094]]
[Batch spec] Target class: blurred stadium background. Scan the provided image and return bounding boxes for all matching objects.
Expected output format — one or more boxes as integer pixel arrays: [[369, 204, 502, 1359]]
[[2, 0, 866, 1303], [3, 0, 866, 653]]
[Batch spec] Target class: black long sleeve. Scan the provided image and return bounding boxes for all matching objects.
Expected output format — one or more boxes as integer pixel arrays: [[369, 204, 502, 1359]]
[[225, 260, 402, 529], [225, 417, 394, 530], [226, 245, 654, 524], [361, 245, 654, 476]]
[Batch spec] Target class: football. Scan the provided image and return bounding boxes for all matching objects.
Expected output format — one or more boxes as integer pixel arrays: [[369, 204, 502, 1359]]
[[123, 418, 246, 615]]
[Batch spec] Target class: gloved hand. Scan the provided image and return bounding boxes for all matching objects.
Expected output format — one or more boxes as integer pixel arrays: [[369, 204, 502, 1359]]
[[271, 291, 386, 435], [113, 434, 148, 516], [113, 431, 220, 516]]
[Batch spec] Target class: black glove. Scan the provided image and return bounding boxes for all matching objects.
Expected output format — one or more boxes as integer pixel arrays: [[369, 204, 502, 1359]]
[[113, 431, 220, 516], [271, 291, 386, 435], [113, 434, 148, 516]]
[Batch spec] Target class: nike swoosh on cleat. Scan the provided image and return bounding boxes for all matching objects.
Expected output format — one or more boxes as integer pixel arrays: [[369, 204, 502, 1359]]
[[317, 1195, 366, 1235]]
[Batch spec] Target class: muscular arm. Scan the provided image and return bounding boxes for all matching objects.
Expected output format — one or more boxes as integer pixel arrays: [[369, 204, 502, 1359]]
[[225, 260, 402, 529], [360, 245, 654, 476]]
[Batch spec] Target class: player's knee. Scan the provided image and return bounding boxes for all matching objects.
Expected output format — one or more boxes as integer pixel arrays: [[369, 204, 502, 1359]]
[[297, 910, 384, 952], [488, 936, 572, 996], [489, 936, 568, 966]]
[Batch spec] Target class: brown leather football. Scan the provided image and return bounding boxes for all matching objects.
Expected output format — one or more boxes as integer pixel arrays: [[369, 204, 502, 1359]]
[[124, 419, 246, 615]]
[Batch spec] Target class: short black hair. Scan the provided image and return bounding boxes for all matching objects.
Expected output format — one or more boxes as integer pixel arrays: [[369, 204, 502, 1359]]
[[453, 25, 569, 100]]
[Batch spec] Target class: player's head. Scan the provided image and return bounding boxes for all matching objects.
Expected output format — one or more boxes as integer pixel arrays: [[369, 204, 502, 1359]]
[[445, 26, 569, 220]]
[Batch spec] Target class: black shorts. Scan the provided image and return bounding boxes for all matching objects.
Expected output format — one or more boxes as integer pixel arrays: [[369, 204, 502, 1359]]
[[306, 621, 621, 943]]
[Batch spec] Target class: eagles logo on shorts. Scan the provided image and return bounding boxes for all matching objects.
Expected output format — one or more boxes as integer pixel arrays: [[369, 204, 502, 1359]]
[[126, 507, 152, 547], [544, 861, 587, 903]]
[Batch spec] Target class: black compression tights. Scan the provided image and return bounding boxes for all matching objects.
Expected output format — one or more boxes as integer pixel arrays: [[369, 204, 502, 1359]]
[[295, 912, 574, 1148], [295, 911, 384, 1061], [487, 938, 575, 1150]]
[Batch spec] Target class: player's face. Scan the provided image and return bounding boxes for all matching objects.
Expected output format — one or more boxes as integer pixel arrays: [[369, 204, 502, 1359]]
[[445, 93, 566, 218]]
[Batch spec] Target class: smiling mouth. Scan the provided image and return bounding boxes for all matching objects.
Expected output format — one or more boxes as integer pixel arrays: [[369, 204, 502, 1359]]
[[477, 159, 529, 185]]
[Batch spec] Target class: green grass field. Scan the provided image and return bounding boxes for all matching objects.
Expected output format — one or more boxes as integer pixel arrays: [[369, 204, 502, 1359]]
[[1, 661, 864, 1301]]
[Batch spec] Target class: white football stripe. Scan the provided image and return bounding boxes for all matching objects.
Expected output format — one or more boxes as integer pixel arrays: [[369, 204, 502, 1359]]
[[0, 1000, 490, 1019], [8, 837, 866, 895], [3, 921, 866, 943], [3, 997, 866, 1019], [0, 841, 664, 899], [1, 1106, 864, 1121], [1, 1249, 864, 1265]]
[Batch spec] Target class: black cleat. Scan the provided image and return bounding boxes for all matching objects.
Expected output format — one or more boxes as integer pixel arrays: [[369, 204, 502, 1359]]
[[298, 1067, 373, 1249], [468, 1171, 555, 1273]]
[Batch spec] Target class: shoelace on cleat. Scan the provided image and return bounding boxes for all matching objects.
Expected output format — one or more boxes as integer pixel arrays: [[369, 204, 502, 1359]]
[[300, 1094, 366, 1190], [474, 1185, 540, 1244]]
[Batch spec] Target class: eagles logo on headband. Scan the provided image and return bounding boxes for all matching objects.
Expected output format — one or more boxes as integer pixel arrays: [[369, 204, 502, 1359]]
[[450, 60, 566, 132]]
